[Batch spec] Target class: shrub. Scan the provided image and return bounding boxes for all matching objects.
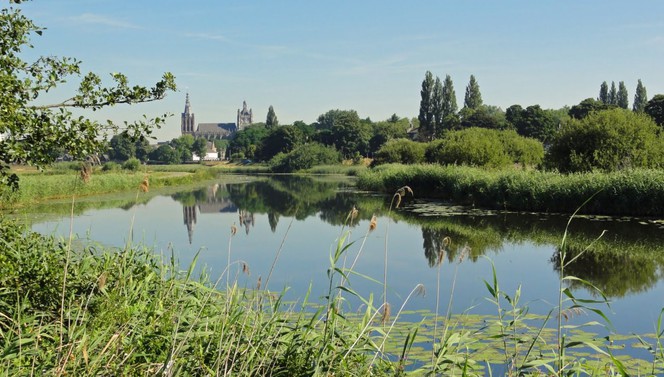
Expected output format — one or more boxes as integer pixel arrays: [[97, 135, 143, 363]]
[[546, 108, 664, 173], [102, 161, 120, 171], [122, 157, 141, 171], [372, 138, 426, 166], [270, 143, 341, 173]]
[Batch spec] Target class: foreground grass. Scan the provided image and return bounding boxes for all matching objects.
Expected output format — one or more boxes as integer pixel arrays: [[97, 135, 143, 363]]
[[357, 164, 664, 216]]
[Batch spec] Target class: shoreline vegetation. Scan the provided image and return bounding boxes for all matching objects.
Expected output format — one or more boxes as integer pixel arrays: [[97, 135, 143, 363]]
[[356, 163, 664, 217]]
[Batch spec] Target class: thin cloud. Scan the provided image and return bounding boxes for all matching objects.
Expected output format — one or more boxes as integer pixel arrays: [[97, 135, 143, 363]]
[[70, 13, 141, 30], [184, 32, 230, 42]]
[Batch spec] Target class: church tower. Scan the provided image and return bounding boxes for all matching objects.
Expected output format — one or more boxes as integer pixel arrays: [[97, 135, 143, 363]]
[[181, 93, 196, 136], [237, 100, 253, 131]]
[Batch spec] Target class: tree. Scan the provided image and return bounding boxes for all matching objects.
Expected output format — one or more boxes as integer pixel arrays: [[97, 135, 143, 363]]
[[568, 98, 614, 119], [431, 76, 444, 138], [645, 94, 664, 126], [266, 105, 278, 128], [269, 143, 340, 173], [463, 74, 483, 110], [547, 109, 664, 172], [599, 81, 609, 104], [609, 81, 617, 105], [633, 79, 648, 113], [229, 124, 269, 159], [617, 81, 629, 109], [371, 139, 426, 166], [192, 137, 208, 161], [0, 2, 176, 189], [438, 74, 458, 134], [258, 125, 304, 161], [417, 71, 436, 140], [459, 105, 506, 130], [171, 134, 195, 162], [109, 134, 136, 161], [149, 144, 179, 164], [369, 120, 409, 153], [507, 104, 558, 144]]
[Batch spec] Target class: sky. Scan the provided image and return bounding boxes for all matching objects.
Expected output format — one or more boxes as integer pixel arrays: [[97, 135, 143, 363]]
[[16, 0, 664, 141]]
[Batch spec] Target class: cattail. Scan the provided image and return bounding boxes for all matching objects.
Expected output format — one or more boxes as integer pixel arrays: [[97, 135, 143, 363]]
[[458, 245, 470, 263], [139, 175, 149, 193], [347, 206, 359, 224], [80, 163, 92, 183], [436, 248, 446, 267], [369, 215, 377, 232], [231, 223, 238, 236], [97, 272, 107, 291], [381, 302, 391, 325], [241, 262, 250, 276], [394, 193, 402, 208], [256, 276, 262, 290]]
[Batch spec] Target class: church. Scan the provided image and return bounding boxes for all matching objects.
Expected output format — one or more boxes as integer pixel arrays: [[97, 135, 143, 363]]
[[181, 93, 253, 139]]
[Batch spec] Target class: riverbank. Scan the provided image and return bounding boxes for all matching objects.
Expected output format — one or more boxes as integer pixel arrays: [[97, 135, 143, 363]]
[[357, 163, 664, 217]]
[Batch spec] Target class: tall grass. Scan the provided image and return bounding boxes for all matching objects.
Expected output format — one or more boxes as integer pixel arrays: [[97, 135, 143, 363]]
[[357, 163, 664, 216]]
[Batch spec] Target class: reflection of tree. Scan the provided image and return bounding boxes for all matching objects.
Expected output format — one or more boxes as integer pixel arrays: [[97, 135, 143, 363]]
[[552, 246, 664, 298], [422, 223, 503, 266], [268, 212, 279, 233]]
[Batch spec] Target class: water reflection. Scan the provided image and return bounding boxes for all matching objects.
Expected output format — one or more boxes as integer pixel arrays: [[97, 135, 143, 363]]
[[24, 175, 664, 301]]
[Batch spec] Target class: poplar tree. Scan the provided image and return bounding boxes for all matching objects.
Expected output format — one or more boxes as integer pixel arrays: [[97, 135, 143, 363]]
[[441, 74, 458, 130], [431, 76, 444, 138], [617, 81, 629, 109], [266, 105, 278, 128], [633, 79, 648, 112], [609, 81, 618, 105], [418, 71, 436, 140], [463, 75, 483, 110], [599, 81, 609, 104]]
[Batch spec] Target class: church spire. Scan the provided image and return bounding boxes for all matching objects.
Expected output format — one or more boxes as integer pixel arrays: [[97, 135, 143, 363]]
[[184, 93, 191, 114]]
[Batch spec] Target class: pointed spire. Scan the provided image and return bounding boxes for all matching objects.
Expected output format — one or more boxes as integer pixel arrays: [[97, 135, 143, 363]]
[[184, 93, 191, 114]]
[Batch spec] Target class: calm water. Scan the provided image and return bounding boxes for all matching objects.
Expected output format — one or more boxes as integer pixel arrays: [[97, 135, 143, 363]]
[[28, 175, 664, 340]]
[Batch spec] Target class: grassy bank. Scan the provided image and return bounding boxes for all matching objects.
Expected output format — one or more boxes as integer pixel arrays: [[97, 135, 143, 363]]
[[357, 163, 664, 217], [1, 165, 221, 207]]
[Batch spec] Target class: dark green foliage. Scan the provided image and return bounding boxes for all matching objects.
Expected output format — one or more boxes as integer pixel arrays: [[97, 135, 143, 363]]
[[617, 81, 629, 109], [459, 105, 506, 130], [418, 71, 436, 141], [599, 81, 609, 104], [609, 81, 618, 105], [506, 104, 558, 143], [109, 133, 136, 161], [0, 3, 175, 189], [463, 74, 483, 110], [258, 125, 305, 161], [633, 79, 648, 113], [568, 98, 615, 119], [229, 124, 269, 159], [425, 128, 543, 168], [148, 144, 179, 164], [269, 143, 341, 172], [369, 120, 409, 152], [372, 138, 426, 166], [101, 161, 119, 171], [191, 137, 208, 161], [122, 157, 141, 171], [431, 76, 444, 138], [266, 105, 278, 128], [645, 94, 664, 126], [547, 108, 664, 173]]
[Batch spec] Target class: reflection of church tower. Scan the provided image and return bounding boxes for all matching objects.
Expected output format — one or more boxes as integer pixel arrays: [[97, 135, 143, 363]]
[[238, 209, 255, 235], [183, 205, 197, 244], [236, 101, 253, 130], [181, 93, 196, 136]]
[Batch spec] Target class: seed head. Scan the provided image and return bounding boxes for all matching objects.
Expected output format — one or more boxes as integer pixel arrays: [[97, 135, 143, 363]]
[[369, 215, 377, 232]]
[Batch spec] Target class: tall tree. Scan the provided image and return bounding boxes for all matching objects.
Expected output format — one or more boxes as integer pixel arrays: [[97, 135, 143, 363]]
[[617, 81, 629, 109], [645, 94, 664, 126], [440, 74, 458, 132], [463, 74, 483, 110], [599, 81, 609, 104], [431, 76, 444, 138], [0, 2, 176, 189], [418, 71, 436, 140], [633, 79, 648, 112], [266, 105, 279, 128], [609, 81, 618, 105]]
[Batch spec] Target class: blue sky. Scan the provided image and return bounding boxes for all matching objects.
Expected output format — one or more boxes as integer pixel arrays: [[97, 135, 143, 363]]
[[17, 1, 664, 141]]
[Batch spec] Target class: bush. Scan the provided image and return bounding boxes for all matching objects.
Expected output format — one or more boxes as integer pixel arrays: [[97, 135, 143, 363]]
[[546, 108, 664, 173], [101, 161, 120, 171], [270, 143, 341, 173], [371, 138, 426, 166], [122, 157, 141, 171]]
